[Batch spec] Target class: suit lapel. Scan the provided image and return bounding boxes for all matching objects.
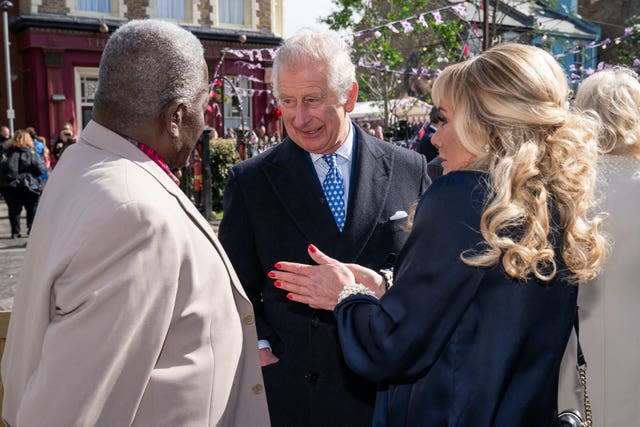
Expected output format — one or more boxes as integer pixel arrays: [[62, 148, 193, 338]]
[[261, 139, 341, 253], [337, 126, 392, 262]]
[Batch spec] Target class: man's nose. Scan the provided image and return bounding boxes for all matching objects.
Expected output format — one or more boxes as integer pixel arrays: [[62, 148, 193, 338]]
[[293, 103, 310, 128]]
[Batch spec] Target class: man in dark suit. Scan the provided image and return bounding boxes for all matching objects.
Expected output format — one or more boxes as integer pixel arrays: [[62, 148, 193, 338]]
[[218, 29, 430, 427]]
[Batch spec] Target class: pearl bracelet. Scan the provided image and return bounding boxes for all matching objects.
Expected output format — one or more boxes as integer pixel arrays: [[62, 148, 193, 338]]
[[379, 268, 394, 290], [337, 283, 377, 303]]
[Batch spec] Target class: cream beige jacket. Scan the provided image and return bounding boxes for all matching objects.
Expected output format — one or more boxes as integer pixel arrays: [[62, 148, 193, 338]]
[[558, 155, 640, 426], [1, 121, 269, 426]]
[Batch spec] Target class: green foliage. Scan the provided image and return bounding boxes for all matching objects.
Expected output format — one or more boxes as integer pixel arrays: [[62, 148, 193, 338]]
[[613, 16, 640, 67], [322, 0, 464, 125], [209, 138, 238, 211]]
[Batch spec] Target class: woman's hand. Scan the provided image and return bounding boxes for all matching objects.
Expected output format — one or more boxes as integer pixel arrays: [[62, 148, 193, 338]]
[[270, 244, 385, 310]]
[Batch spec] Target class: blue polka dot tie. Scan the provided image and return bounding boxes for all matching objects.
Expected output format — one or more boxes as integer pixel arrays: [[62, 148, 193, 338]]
[[322, 153, 346, 231]]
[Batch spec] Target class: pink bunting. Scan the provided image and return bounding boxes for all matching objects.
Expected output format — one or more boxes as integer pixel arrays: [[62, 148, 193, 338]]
[[387, 23, 400, 33], [400, 20, 414, 33], [432, 11, 443, 25]]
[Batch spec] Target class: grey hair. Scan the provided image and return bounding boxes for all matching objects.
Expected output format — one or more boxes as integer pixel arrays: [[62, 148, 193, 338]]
[[272, 29, 355, 103], [93, 20, 205, 129]]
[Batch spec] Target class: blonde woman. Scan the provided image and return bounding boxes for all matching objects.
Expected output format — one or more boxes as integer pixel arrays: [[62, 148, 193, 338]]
[[270, 43, 607, 426], [0, 129, 45, 238], [558, 67, 640, 426]]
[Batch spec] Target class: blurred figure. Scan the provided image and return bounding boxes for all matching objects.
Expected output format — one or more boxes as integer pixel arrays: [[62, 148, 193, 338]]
[[558, 67, 640, 426], [50, 122, 75, 168], [413, 106, 442, 162], [272, 43, 606, 426], [0, 130, 45, 238], [26, 126, 50, 182], [0, 125, 9, 154], [1, 20, 269, 427]]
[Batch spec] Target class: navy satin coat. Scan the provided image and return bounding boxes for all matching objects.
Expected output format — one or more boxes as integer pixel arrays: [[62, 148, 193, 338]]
[[335, 171, 577, 427]]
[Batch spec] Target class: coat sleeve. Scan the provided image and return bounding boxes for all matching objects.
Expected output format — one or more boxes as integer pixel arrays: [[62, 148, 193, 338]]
[[218, 167, 276, 345], [13, 201, 180, 426], [334, 175, 486, 383]]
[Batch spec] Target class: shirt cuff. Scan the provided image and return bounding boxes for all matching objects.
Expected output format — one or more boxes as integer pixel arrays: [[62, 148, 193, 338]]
[[258, 339, 272, 350]]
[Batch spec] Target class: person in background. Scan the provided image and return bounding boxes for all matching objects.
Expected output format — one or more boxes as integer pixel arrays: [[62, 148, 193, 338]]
[[26, 127, 50, 183], [1, 20, 269, 427], [50, 125, 76, 167], [271, 43, 607, 426], [414, 106, 442, 162], [0, 130, 45, 238], [558, 66, 640, 426], [218, 29, 429, 427], [0, 125, 10, 153]]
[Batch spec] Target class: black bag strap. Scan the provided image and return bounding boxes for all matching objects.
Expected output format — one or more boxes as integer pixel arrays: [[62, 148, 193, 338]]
[[573, 305, 592, 427], [574, 306, 586, 368]]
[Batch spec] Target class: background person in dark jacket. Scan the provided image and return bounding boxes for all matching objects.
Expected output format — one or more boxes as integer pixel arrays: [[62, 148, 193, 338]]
[[0, 130, 45, 238]]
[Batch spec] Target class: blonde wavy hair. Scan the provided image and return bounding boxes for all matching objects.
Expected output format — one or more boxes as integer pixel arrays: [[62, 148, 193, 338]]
[[7, 130, 34, 150], [431, 43, 606, 283], [574, 67, 640, 159]]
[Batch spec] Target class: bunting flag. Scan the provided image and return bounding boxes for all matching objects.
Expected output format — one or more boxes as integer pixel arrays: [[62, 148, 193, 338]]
[[211, 5, 640, 95]]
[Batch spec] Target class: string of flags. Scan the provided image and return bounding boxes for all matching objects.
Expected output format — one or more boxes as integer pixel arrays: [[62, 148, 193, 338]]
[[352, 4, 467, 39], [211, 4, 640, 100]]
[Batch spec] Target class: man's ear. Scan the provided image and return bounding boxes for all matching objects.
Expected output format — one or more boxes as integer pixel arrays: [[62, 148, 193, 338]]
[[344, 81, 359, 113], [163, 99, 186, 138]]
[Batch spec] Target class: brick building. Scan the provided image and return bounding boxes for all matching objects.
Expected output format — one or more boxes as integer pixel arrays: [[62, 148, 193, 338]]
[[0, 0, 283, 140]]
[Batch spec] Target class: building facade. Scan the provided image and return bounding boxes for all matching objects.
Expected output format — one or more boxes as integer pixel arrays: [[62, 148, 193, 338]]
[[0, 0, 283, 140]]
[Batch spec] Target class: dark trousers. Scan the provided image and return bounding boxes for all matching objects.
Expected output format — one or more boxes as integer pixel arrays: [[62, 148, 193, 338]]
[[2, 187, 40, 236]]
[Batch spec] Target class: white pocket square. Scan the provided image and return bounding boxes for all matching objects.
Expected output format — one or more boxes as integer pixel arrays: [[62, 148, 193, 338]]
[[389, 210, 408, 221]]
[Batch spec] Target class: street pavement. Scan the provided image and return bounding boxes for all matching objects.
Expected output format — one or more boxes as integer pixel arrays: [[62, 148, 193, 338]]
[[0, 201, 28, 311], [0, 198, 220, 312]]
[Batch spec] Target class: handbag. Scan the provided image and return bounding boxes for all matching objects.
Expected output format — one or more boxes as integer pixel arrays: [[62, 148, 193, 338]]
[[558, 306, 592, 427]]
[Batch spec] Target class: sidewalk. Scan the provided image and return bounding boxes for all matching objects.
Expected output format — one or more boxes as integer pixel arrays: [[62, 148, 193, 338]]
[[0, 200, 28, 310]]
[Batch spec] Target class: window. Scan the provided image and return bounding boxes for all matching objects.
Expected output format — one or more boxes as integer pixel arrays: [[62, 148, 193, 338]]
[[77, 0, 111, 13], [74, 68, 99, 130], [219, 0, 244, 25], [224, 77, 252, 132], [157, 0, 185, 20]]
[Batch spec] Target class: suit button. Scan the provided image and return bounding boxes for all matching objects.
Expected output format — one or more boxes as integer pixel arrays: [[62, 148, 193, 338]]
[[243, 314, 254, 325], [385, 253, 397, 264], [310, 316, 320, 327], [252, 383, 264, 394], [306, 372, 319, 384]]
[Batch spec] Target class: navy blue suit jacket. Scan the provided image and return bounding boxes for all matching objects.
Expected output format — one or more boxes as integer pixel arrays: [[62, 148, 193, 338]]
[[219, 124, 430, 427], [335, 171, 577, 427]]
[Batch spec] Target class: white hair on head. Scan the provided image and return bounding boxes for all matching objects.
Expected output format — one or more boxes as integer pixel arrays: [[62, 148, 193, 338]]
[[94, 19, 205, 128], [272, 28, 355, 103]]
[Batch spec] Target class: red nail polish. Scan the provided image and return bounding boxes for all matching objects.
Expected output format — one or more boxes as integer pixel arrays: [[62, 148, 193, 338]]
[[274, 262, 282, 269], [268, 271, 276, 278], [308, 244, 317, 253], [274, 280, 281, 288], [286, 293, 293, 300]]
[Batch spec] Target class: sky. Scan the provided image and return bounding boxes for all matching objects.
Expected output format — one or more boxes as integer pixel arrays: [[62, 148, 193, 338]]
[[283, 0, 334, 38]]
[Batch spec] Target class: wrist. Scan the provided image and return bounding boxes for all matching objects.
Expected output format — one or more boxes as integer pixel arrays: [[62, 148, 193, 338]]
[[337, 283, 377, 304]]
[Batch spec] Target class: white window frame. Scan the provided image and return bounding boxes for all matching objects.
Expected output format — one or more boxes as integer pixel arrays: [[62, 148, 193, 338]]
[[214, 0, 256, 30], [224, 77, 252, 132], [151, 0, 195, 23], [66, 0, 125, 18], [74, 67, 99, 130]]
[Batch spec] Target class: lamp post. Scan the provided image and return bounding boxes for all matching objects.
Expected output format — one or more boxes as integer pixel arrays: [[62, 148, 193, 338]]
[[1, 0, 13, 134]]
